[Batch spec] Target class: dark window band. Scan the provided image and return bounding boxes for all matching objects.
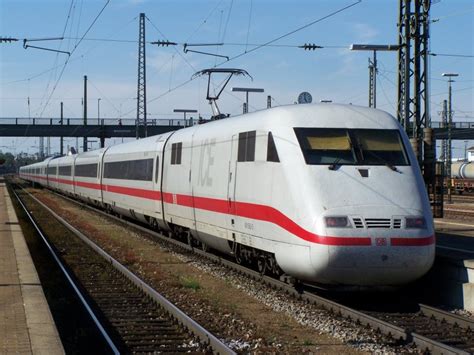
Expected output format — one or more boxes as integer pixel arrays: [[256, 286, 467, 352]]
[[104, 159, 153, 181]]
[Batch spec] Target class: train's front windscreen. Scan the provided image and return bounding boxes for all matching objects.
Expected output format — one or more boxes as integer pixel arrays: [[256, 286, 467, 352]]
[[294, 128, 410, 166]]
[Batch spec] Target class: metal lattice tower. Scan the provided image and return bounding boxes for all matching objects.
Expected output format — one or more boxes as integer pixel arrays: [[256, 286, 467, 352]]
[[136, 13, 147, 139], [397, 0, 431, 163]]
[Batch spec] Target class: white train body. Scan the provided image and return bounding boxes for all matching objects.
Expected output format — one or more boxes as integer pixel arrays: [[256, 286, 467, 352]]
[[20, 104, 435, 287]]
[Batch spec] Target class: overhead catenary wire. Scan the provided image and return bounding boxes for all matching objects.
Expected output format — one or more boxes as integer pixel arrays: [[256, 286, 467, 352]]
[[88, 79, 123, 116], [184, 0, 225, 43], [37, 0, 111, 118], [57, 37, 348, 49], [133, 1, 362, 116], [146, 16, 197, 73], [220, 0, 234, 44], [33, 0, 76, 119], [3, 17, 137, 87], [214, 0, 362, 66], [245, 0, 253, 53], [431, 5, 474, 22], [430, 53, 474, 58]]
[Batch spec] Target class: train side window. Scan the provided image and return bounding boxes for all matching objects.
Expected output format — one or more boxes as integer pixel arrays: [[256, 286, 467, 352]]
[[237, 131, 256, 162], [104, 159, 153, 181], [266, 132, 280, 162], [58, 165, 72, 176], [75, 163, 98, 178], [47, 166, 57, 175], [171, 142, 182, 165], [155, 156, 160, 183]]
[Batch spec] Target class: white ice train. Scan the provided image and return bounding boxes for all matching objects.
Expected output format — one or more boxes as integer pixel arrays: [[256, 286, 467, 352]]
[[20, 104, 435, 287]]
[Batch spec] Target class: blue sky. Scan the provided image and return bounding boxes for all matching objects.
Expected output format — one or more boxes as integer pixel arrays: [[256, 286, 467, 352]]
[[1, 0, 473, 156]]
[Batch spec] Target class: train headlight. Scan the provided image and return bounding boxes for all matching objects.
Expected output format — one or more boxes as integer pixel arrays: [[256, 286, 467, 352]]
[[405, 217, 426, 229], [325, 216, 351, 228]]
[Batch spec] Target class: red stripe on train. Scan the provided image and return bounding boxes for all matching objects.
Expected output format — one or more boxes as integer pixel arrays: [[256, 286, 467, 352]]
[[391, 235, 435, 246], [22, 174, 434, 247]]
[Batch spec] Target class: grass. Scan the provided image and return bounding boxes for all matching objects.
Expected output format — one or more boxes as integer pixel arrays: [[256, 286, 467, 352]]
[[180, 276, 201, 291]]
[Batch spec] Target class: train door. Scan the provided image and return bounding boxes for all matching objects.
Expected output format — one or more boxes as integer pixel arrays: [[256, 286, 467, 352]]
[[152, 149, 166, 230], [227, 134, 239, 225], [98, 147, 110, 205]]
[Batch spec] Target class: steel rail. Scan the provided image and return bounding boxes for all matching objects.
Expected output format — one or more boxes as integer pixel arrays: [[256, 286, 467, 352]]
[[18, 186, 235, 355], [436, 244, 474, 256], [26, 185, 474, 355], [10, 187, 121, 355], [444, 208, 474, 214], [420, 304, 474, 331]]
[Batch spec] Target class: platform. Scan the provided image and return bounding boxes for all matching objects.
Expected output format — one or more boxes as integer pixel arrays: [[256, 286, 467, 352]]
[[0, 178, 64, 354], [435, 218, 474, 258], [429, 218, 474, 311]]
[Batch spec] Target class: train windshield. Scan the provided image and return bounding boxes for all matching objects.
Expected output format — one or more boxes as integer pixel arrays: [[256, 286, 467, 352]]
[[294, 128, 410, 166]]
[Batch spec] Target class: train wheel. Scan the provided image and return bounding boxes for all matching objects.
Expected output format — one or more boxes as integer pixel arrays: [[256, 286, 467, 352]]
[[201, 242, 209, 252], [235, 244, 243, 265], [186, 232, 194, 247], [257, 256, 266, 275]]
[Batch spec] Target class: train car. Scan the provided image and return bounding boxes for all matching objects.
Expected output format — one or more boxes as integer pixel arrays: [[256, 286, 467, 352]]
[[101, 133, 171, 225], [162, 104, 435, 286], [55, 155, 76, 195], [73, 149, 106, 204], [20, 103, 435, 288], [451, 161, 474, 194], [46, 157, 60, 190], [20, 158, 50, 185]]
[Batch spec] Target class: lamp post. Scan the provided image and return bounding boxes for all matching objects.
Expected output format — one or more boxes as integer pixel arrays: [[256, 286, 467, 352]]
[[173, 109, 198, 127], [232, 87, 264, 114], [97, 98, 101, 125], [350, 44, 400, 108], [442, 72, 459, 204]]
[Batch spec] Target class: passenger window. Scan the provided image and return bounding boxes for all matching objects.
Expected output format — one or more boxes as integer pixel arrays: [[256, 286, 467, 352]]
[[266, 132, 280, 162], [237, 131, 256, 162], [104, 159, 153, 181]]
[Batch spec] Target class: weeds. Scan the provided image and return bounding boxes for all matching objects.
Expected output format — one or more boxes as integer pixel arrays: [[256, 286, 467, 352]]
[[180, 276, 201, 290]]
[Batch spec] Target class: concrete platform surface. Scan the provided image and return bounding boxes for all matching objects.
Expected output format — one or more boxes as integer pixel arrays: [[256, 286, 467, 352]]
[[0, 179, 64, 354], [435, 218, 474, 258], [433, 217, 474, 311]]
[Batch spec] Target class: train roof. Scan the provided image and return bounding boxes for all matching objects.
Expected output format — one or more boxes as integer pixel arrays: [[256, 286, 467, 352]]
[[225, 103, 399, 130], [21, 104, 399, 170], [104, 132, 173, 155], [169, 103, 400, 142], [52, 154, 76, 165]]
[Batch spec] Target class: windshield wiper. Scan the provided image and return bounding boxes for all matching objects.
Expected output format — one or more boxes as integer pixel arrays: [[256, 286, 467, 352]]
[[366, 151, 399, 172], [328, 157, 342, 170], [385, 163, 399, 172]]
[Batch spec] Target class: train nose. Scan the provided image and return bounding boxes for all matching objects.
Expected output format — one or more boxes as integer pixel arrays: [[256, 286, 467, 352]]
[[307, 204, 436, 285], [310, 242, 435, 286]]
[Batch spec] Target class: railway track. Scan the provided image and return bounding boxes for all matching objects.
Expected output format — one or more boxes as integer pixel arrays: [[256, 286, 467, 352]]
[[449, 195, 474, 202], [10, 182, 233, 354], [13, 181, 474, 354], [444, 207, 474, 218]]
